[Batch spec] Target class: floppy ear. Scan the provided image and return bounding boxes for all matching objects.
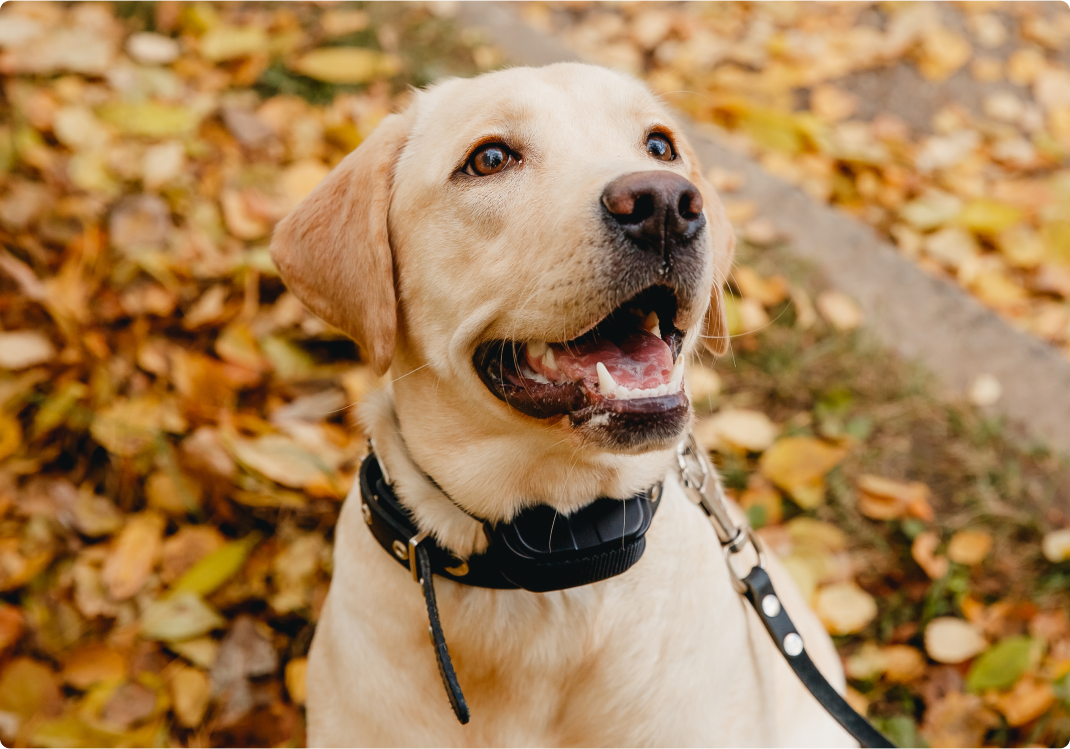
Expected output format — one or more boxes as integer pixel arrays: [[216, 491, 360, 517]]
[[691, 168, 734, 356], [270, 113, 410, 375]]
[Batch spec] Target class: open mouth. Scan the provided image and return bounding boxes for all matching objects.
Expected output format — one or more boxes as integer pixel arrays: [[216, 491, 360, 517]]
[[474, 285, 689, 423]]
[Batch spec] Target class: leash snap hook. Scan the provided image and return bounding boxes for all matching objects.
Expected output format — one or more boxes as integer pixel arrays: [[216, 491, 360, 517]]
[[723, 525, 767, 594]]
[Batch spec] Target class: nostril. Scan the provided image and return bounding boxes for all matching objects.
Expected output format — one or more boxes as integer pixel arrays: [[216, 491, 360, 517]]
[[627, 194, 655, 225], [678, 189, 702, 220]]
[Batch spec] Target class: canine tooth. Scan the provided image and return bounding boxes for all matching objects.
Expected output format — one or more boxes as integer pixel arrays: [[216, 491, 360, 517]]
[[670, 360, 684, 385], [668, 381, 680, 394], [657, 384, 668, 396], [527, 341, 548, 360], [615, 385, 630, 400], [543, 346, 558, 370], [596, 362, 617, 397]]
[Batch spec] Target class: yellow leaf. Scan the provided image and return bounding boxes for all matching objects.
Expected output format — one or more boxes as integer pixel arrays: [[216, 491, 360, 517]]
[[199, 25, 267, 62], [285, 657, 308, 705], [957, 199, 1024, 235], [993, 677, 1056, 728], [759, 437, 847, 508], [140, 592, 225, 642], [170, 533, 261, 598], [62, 644, 127, 690], [228, 432, 334, 489], [291, 47, 401, 85], [856, 474, 933, 521], [912, 531, 949, 580], [0, 412, 21, 463], [97, 101, 202, 138]]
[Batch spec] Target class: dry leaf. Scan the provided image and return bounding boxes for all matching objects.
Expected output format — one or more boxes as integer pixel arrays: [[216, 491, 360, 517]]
[[101, 512, 165, 601], [814, 583, 877, 635], [62, 644, 126, 689], [291, 47, 401, 84], [925, 617, 987, 664], [920, 691, 999, 748], [759, 437, 847, 509], [912, 531, 949, 580], [815, 291, 863, 331], [170, 665, 211, 728], [947, 530, 992, 566], [992, 677, 1055, 728], [0, 330, 56, 370], [1042, 528, 1070, 563], [285, 657, 307, 706], [695, 408, 778, 453], [140, 592, 225, 642]]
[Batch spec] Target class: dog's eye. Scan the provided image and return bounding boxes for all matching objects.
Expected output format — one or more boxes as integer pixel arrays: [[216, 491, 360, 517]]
[[467, 144, 513, 176], [646, 133, 675, 161]]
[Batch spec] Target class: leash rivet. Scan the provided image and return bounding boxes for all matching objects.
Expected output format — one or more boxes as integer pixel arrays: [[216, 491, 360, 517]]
[[361, 503, 372, 526], [783, 633, 803, 657], [761, 594, 781, 618], [393, 540, 409, 560]]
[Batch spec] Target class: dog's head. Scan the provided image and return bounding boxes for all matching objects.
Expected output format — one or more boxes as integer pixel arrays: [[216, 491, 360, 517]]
[[272, 64, 734, 511]]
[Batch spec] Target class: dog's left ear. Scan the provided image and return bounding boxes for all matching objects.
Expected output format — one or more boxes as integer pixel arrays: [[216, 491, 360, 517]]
[[270, 111, 412, 375], [689, 164, 735, 356]]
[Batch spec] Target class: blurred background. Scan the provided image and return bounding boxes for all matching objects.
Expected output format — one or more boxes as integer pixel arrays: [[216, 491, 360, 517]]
[[0, 2, 1068, 747]]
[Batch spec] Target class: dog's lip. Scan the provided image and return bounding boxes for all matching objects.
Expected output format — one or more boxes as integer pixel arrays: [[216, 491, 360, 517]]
[[473, 285, 690, 421]]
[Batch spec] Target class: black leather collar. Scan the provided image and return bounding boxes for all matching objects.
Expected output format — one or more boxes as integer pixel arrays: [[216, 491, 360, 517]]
[[358, 449, 663, 592]]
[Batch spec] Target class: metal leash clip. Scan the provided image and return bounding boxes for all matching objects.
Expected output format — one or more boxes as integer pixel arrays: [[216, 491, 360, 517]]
[[677, 431, 894, 748], [676, 432, 766, 593]]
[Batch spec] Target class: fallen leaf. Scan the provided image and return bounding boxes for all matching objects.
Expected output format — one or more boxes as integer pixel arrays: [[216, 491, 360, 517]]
[[0, 330, 55, 370], [920, 691, 999, 748], [227, 432, 334, 490], [735, 266, 789, 307], [170, 665, 211, 728], [883, 645, 927, 684], [160, 525, 225, 584], [966, 635, 1035, 693], [695, 408, 778, 453], [199, 25, 267, 62], [856, 474, 933, 521], [947, 530, 992, 566], [816, 291, 863, 331], [925, 617, 987, 664], [99, 679, 159, 730], [125, 31, 180, 65], [814, 583, 877, 635], [97, 101, 202, 138], [993, 676, 1057, 728], [285, 657, 307, 705], [167, 637, 219, 670], [62, 644, 126, 689], [0, 604, 25, 655], [291, 47, 401, 85], [0, 657, 62, 720], [759, 437, 847, 509], [1042, 528, 1070, 563], [140, 592, 225, 642], [172, 533, 261, 598], [912, 531, 949, 580], [101, 512, 165, 601]]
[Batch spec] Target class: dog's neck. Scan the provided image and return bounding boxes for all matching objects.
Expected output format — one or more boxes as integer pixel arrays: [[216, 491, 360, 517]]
[[359, 389, 676, 558]]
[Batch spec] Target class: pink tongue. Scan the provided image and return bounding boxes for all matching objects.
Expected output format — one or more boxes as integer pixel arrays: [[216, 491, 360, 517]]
[[554, 331, 672, 389]]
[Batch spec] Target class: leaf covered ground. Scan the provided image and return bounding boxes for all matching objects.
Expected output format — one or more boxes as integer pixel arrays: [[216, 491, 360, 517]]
[[525, 0, 1070, 362], [0, 2, 1069, 748]]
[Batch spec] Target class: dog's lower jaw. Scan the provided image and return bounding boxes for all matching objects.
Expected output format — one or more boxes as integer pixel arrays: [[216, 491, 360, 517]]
[[570, 400, 692, 453]]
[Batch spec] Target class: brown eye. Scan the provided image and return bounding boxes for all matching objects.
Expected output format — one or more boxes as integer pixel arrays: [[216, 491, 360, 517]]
[[468, 144, 513, 176], [646, 133, 675, 161]]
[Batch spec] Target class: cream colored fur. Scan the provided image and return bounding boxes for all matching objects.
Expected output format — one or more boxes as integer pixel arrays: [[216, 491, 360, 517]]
[[271, 63, 855, 747]]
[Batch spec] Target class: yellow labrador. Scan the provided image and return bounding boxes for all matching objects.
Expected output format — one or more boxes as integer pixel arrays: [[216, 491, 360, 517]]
[[271, 63, 854, 747]]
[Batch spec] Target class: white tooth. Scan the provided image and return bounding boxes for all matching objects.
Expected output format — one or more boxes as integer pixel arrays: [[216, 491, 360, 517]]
[[527, 341, 547, 359], [596, 362, 617, 397], [644, 388, 656, 398], [668, 381, 680, 394], [645, 311, 659, 331], [670, 360, 684, 385], [657, 384, 668, 396], [615, 385, 630, 400], [543, 346, 558, 371]]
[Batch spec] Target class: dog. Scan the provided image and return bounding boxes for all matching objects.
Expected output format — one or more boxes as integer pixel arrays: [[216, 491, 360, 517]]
[[271, 63, 855, 747]]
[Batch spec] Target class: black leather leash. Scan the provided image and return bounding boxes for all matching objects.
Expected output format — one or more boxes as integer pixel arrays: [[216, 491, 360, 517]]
[[359, 435, 893, 747], [677, 435, 894, 748]]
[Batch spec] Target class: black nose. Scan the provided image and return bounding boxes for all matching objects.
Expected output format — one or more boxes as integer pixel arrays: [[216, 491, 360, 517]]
[[601, 171, 705, 259]]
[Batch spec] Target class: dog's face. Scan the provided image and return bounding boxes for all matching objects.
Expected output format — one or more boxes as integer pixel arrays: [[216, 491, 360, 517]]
[[272, 64, 734, 508]]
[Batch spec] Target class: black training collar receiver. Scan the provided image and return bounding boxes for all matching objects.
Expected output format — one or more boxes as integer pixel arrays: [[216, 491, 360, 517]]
[[359, 450, 662, 593]]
